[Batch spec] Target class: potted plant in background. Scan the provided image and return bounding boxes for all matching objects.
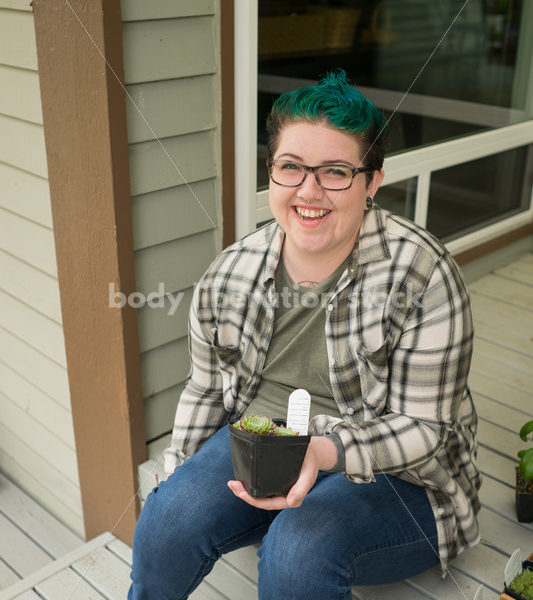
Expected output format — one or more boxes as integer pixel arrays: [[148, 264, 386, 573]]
[[516, 420, 533, 523], [229, 415, 310, 498]]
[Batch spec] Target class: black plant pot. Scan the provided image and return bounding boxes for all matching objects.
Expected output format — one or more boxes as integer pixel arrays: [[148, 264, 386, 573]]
[[229, 419, 311, 498], [516, 468, 533, 523]]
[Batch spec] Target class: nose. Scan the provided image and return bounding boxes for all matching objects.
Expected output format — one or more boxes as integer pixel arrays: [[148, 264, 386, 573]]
[[297, 168, 323, 200]]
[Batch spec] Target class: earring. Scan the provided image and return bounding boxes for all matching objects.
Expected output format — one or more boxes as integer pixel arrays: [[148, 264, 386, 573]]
[[366, 196, 373, 209]]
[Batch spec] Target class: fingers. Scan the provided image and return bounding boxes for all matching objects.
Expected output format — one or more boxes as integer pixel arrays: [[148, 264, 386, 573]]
[[227, 480, 291, 510]]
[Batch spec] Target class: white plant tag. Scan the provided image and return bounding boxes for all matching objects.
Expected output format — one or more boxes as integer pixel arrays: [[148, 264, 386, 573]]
[[504, 548, 522, 586], [287, 389, 311, 435]]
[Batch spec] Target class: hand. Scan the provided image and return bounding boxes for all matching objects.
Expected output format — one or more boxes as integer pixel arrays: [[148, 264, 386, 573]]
[[227, 435, 338, 510]]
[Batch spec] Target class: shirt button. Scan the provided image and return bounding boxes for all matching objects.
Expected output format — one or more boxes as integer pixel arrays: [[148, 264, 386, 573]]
[[327, 304, 334, 312], [437, 508, 445, 516], [346, 407, 355, 415]]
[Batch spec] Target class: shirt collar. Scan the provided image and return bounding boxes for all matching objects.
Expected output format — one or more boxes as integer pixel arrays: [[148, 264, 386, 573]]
[[356, 204, 391, 266], [262, 223, 285, 283]]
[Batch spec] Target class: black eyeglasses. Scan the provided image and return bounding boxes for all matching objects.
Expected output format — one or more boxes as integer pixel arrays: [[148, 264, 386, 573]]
[[267, 159, 374, 191]]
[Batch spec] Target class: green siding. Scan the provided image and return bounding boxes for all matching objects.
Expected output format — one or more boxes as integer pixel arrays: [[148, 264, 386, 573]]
[[0, 328, 70, 411], [0, 65, 42, 124], [134, 229, 217, 296], [128, 130, 216, 196], [143, 383, 186, 442], [126, 76, 215, 143], [132, 179, 217, 250], [0, 115, 47, 178], [1, 251, 62, 324], [122, 17, 216, 84], [1, 291, 67, 368], [0, 8, 37, 69], [124, 5, 222, 442], [0, 209, 57, 277], [0, 162, 52, 228], [1, 363, 75, 449], [140, 337, 189, 397], [137, 287, 193, 354]]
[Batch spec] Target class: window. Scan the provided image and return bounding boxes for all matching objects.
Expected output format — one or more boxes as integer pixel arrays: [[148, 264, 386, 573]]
[[244, 0, 533, 242]]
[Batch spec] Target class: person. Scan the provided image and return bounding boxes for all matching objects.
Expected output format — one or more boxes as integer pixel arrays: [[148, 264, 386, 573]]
[[128, 70, 481, 600]]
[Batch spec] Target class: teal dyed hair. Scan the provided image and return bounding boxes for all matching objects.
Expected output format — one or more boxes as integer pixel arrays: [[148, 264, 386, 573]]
[[266, 70, 388, 179]]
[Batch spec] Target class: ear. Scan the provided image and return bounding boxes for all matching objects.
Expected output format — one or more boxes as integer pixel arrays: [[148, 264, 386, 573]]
[[367, 169, 385, 198]]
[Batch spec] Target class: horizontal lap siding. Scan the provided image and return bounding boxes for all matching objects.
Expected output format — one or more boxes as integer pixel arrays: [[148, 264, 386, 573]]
[[122, 4, 222, 441], [0, 5, 84, 536]]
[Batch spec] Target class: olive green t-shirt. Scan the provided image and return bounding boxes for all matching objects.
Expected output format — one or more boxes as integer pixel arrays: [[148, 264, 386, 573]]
[[244, 253, 349, 420]]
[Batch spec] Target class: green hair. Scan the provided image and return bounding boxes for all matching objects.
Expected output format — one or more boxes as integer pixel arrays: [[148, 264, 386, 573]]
[[266, 70, 388, 179]]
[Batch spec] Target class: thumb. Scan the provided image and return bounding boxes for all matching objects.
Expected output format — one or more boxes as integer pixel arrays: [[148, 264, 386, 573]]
[[286, 462, 316, 507]]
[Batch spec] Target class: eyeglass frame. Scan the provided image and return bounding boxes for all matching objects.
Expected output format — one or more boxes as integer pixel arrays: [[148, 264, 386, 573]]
[[266, 158, 375, 191]]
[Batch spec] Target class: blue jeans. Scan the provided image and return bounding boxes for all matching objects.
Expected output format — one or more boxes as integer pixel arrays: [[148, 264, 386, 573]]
[[128, 426, 439, 600]]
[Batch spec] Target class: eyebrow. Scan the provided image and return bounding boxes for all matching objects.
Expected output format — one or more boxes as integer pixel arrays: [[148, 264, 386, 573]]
[[276, 153, 357, 166]]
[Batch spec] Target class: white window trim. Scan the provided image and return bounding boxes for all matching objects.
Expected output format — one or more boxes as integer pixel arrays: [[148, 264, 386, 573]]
[[235, 3, 533, 252], [234, 0, 258, 238]]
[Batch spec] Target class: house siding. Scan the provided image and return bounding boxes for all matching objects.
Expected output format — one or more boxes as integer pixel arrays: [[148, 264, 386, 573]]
[[0, 1, 84, 536], [121, 0, 223, 441]]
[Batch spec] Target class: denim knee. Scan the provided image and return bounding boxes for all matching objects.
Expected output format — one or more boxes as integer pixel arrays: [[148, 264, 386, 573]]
[[129, 483, 214, 599], [257, 515, 352, 600]]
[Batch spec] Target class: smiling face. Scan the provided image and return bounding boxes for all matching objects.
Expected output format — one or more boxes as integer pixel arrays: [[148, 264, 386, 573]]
[[269, 120, 383, 267]]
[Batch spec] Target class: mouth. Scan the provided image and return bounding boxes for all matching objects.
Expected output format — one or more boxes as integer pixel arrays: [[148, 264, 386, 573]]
[[293, 206, 332, 223]]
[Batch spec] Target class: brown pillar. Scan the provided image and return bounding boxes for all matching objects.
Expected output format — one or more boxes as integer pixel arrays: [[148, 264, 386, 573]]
[[32, 0, 146, 544], [221, 0, 236, 248]]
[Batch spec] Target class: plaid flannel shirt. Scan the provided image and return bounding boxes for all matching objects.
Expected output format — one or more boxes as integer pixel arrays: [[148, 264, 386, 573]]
[[164, 204, 481, 570]]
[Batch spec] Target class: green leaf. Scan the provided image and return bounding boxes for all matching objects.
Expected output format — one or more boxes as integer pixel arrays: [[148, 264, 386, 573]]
[[519, 447, 533, 483], [519, 420, 533, 442]]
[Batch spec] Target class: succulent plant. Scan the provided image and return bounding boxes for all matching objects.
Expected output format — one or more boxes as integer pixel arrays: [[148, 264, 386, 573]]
[[233, 415, 298, 436], [510, 567, 533, 600], [234, 415, 276, 435]]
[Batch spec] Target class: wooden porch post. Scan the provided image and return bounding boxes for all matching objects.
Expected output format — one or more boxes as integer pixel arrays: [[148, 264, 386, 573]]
[[221, 0, 236, 248], [32, 0, 146, 544]]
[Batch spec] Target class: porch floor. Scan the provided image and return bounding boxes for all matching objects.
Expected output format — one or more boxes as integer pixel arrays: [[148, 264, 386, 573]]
[[1, 251, 532, 600]]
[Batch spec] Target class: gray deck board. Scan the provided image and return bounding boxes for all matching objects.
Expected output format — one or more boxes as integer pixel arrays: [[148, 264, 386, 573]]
[[0, 482, 81, 557], [0, 513, 52, 577], [1, 252, 532, 599], [0, 563, 18, 592], [35, 568, 108, 600]]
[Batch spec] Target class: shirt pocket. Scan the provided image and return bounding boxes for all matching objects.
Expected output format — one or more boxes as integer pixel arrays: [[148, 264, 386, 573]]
[[212, 343, 241, 366], [356, 336, 391, 413], [211, 337, 242, 408]]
